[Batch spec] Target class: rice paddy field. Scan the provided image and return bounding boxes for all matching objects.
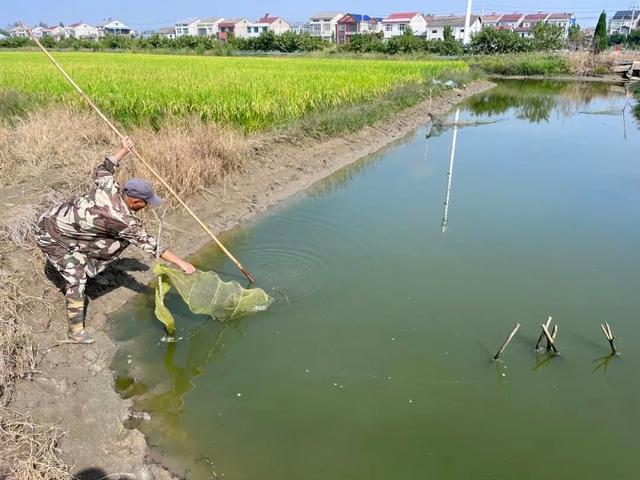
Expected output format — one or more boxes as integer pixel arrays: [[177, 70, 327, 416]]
[[0, 52, 467, 132]]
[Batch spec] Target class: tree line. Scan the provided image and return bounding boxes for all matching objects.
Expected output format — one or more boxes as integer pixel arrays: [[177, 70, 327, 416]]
[[0, 12, 636, 55]]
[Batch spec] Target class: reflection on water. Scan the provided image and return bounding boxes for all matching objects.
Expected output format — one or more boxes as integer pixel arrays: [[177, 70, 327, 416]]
[[466, 80, 621, 122], [110, 80, 640, 480]]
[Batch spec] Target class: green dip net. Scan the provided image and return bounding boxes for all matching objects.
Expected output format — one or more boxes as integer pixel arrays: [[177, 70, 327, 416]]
[[153, 264, 273, 335]]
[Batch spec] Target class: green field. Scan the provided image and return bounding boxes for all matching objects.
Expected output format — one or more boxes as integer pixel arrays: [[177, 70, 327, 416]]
[[0, 52, 466, 132]]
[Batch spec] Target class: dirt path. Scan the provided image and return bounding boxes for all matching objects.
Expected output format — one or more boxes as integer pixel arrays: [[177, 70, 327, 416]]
[[6, 80, 495, 479]]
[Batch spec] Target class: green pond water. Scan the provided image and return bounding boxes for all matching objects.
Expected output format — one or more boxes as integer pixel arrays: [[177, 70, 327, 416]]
[[110, 80, 640, 479]]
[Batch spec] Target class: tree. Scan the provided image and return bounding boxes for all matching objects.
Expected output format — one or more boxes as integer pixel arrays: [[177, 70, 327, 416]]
[[532, 22, 565, 51], [593, 11, 608, 52], [443, 25, 454, 42], [468, 27, 532, 54], [567, 24, 588, 50]]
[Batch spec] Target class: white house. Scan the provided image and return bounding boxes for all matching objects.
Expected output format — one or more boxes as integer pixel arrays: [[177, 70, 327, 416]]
[[8, 25, 29, 38], [257, 14, 290, 35], [157, 27, 176, 39], [481, 13, 503, 29], [308, 11, 344, 42], [97, 19, 132, 37], [546, 13, 576, 35], [382, 12, 428, 38], [609, 10, 640, 35], [496, 13, 525, 29], [195, 17, 225, 36], [68, 22, 99, 40], [175, 18, 201, 37], [31, 26, 52, 39], [425, 15, 482, 42], [289, 21, 308, 34], [49, 25, 71, 40]]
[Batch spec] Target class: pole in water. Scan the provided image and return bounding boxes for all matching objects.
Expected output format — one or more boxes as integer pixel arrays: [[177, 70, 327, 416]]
[[535, 316, 553, 350], [493, 323, 521, 360], [600, 322, 619, 355], [546, 324, 558, 352], [441, 108, 460, 233], [20, 22, 256, 284]]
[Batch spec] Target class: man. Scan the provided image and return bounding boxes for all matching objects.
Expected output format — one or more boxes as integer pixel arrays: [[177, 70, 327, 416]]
[[36, 137, 195, 344]]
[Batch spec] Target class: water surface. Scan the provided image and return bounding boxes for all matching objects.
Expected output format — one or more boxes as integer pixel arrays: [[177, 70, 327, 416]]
[[111, 80, 640, 479]]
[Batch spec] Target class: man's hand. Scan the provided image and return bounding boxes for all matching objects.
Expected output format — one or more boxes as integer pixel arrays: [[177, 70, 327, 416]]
[[178, 261, 196, 275], [121, 136, 134, 152], [160, 250, 196, 274], [113, 136, 135, 162]]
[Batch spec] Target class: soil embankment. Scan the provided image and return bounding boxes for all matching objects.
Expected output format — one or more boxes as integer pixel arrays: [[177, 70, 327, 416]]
[[0, 80, 494, 479]]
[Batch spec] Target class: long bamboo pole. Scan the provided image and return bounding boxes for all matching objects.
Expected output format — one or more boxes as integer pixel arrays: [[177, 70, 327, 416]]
[[22, 23, 255, 283]]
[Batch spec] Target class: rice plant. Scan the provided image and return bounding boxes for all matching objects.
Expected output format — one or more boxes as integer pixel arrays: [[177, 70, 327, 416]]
[[0, 52, 467, 132]]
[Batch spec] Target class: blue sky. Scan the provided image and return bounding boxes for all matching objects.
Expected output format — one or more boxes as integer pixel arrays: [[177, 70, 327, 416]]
[[2, 1, 630, 30]]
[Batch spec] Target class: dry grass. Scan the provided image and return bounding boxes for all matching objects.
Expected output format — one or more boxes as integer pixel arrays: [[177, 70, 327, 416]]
[[0, 269, 38, 405], [564, 51, 640, 76], [0, 407, 71, 480], [0, 106, 248, 200]]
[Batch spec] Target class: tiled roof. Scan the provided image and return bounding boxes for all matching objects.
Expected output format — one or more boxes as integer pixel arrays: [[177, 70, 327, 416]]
[[426, 15, 480, 27], [499, 14, 524, 22], [384, 12, 420, 22], [310, 11, 343, 19], [258, 15, 281, 24], [547, 13, 573, 20], [482, 14, 503, 23], [523, 13, 549, 21]]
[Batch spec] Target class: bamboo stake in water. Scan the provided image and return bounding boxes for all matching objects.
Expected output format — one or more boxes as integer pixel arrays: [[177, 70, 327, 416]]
[[541, 324, 558, 354], [535, 316, 553, 350], [22, 23, 256, 284], [601, 322, 619, 355], [493, 323, 520, 360]]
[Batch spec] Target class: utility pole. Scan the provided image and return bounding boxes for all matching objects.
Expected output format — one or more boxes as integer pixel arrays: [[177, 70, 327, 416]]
[[463, 0, 473, 44]]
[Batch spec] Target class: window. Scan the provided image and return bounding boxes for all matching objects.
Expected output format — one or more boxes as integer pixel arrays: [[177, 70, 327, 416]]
[[432, 30, 437, 34], [385, 24, 392, 32], [262, 26, 267, 32], [247, 27, 251, 34], [399, 24, 406, 31], [322, 23, 330, 31]]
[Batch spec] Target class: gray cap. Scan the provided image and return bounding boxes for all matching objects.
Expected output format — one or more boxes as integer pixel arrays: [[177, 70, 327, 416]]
[[123, 178, 162, 206]]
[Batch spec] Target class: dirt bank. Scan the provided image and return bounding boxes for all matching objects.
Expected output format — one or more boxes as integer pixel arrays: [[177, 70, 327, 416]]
[[1, 80, 494, 479]]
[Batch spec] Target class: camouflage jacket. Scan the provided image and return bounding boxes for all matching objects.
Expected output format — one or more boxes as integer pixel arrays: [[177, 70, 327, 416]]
[[38, 156, 164, 262]]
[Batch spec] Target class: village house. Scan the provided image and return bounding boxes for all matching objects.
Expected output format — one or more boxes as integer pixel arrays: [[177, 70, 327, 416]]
[[8, 25, 29, 38], [218, 18, 253, 40], [480, 13, 503, 29], [335, 14, 382, 45], [49, 25, 71, 40], [157, 27, 177, 39], [30, 26, 52, 39], [175, 18, 201, 37], [424, 14, 482, 43], [308, 11, 344, 42], [257, 14, 290, 35], [496, 13, 525, 29], [609, 10, 640, 35], [0, 33, 7, 40], [289, 21, 308, 34], [68, 22, 99, 40], [97, 19, 133, 37], [546, 12, 576, 34], [195, 17, 225, 36], [382, 12, 428, 39], [515, 13, 549, 38]]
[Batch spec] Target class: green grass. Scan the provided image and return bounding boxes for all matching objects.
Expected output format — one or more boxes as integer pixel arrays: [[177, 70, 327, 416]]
[[469, 53, 570, 76], [0, 52, 467, 132]]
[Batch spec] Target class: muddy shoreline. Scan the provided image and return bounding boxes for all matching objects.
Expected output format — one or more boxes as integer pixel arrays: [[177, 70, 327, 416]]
[[9, 80, 495, 479]]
